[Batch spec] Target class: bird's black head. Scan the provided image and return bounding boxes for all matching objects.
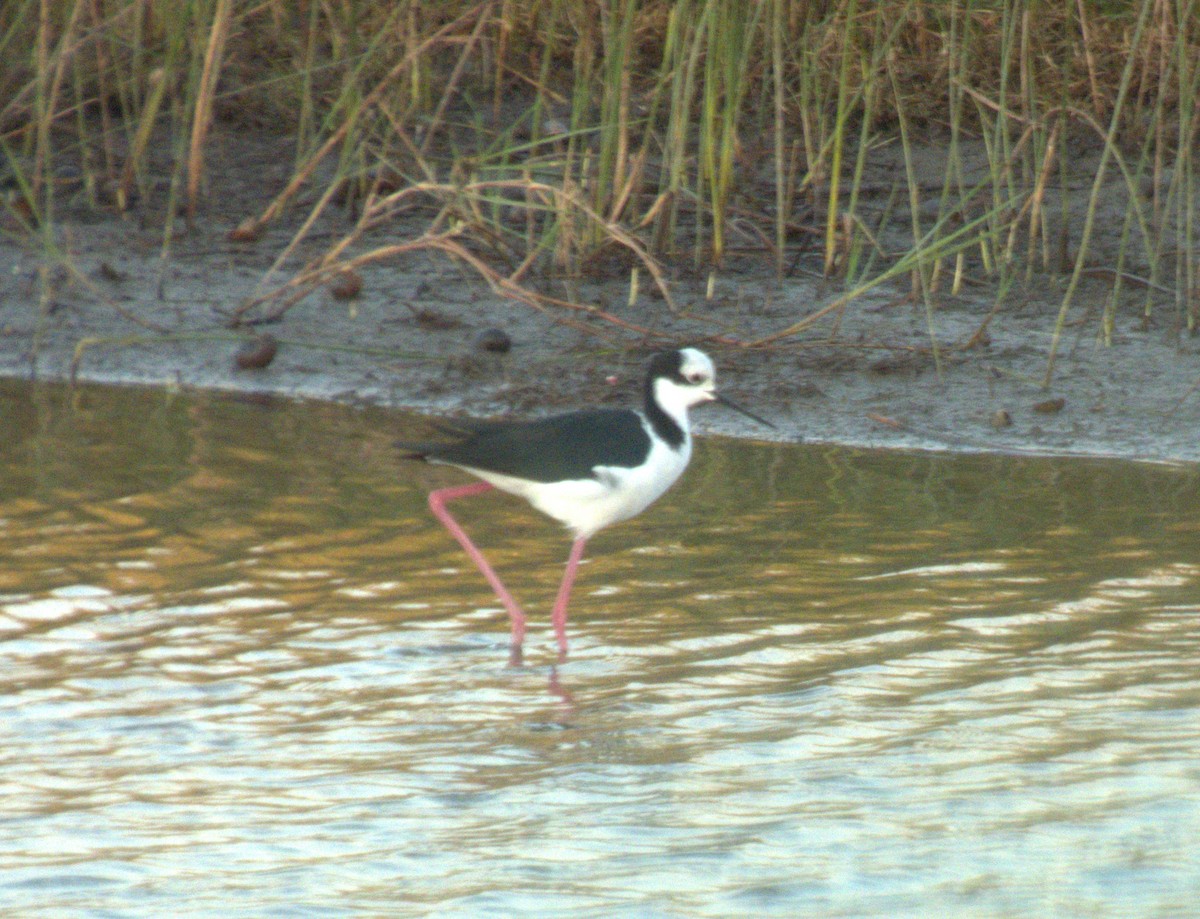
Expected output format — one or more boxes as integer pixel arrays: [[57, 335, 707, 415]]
[[644, 349, 718, 413], [646, 348, 775, 430]]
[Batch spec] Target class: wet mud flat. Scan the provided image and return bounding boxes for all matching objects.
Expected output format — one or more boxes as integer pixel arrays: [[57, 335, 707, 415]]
[[3, 132, 1199, 464]]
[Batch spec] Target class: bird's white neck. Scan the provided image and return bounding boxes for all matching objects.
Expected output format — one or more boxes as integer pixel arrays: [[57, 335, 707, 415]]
[[653, 378, 696, 428]]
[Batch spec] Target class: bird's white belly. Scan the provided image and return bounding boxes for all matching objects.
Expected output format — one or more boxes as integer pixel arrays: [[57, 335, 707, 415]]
[[470, 436, 691, 539]]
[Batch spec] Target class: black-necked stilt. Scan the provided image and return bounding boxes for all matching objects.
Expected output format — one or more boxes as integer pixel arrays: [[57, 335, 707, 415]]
[[403, 348, 771, 658]]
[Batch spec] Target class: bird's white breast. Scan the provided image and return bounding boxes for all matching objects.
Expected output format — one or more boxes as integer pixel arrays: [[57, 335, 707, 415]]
[[468, 419, 692, 539]]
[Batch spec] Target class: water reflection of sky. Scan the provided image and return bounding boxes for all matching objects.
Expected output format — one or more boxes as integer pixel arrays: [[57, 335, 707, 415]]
[[1, 379, 1198, 915]]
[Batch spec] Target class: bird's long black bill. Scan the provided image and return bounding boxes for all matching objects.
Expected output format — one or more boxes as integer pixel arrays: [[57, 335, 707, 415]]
[[715, 393, 776, 429]]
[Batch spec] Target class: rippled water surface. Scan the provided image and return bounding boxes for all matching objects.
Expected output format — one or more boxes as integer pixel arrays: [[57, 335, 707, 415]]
[[2, 379, 1199, 916]]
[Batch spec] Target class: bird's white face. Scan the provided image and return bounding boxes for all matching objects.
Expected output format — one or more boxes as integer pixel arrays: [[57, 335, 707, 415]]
[[657, 347, 717, 412]]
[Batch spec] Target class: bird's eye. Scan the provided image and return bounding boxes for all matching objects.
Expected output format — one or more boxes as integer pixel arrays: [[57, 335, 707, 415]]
[[687, 372, 705, 384]]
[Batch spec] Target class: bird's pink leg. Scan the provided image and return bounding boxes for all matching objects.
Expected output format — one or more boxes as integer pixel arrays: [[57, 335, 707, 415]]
[[428, 482, 526, 649], [550, 536, 588, 656]]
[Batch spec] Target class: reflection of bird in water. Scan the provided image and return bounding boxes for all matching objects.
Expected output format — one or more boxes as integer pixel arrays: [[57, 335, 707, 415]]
[[402, 348, 772, 661]]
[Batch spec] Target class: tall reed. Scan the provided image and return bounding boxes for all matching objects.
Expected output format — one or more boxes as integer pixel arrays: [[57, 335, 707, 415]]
[[1, 0, 1196, 371]]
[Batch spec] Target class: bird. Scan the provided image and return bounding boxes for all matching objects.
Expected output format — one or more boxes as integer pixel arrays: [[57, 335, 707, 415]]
[[402, 348, 772, 658]]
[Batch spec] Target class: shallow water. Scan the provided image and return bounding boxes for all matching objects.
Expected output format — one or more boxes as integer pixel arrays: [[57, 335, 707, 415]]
[[2, 379, 1199, 916]]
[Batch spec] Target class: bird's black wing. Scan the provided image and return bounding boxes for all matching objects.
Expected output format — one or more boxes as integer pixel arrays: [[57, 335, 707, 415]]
[[403, 409, 651, 483]]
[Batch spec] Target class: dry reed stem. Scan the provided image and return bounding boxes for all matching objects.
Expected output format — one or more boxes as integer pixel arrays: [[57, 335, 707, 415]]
[[6, 0, 1198, 357], [187, 0, 232, 223], [238, 2, 493, 239], [418, 7, 491, 158], [233, 175, 679, 328]]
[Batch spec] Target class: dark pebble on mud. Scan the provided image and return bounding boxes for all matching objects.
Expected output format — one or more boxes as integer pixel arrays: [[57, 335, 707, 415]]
[[235, 334, 278, 370], [475, 328, 512, 353]]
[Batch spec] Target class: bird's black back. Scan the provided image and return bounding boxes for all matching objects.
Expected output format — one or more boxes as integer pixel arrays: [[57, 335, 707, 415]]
[[408, 408, 653, 483]]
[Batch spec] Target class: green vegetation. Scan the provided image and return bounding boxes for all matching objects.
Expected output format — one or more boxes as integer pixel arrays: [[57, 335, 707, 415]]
[[2, 0, 1197, 375]]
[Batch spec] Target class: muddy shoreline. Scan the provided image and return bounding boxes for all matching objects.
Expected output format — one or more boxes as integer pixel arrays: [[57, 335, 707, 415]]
[[3, 166, 1199, 466]]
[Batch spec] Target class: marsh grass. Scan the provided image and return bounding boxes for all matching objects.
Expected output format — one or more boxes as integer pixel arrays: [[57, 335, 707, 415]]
[[2, 0, 1198, 379]]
